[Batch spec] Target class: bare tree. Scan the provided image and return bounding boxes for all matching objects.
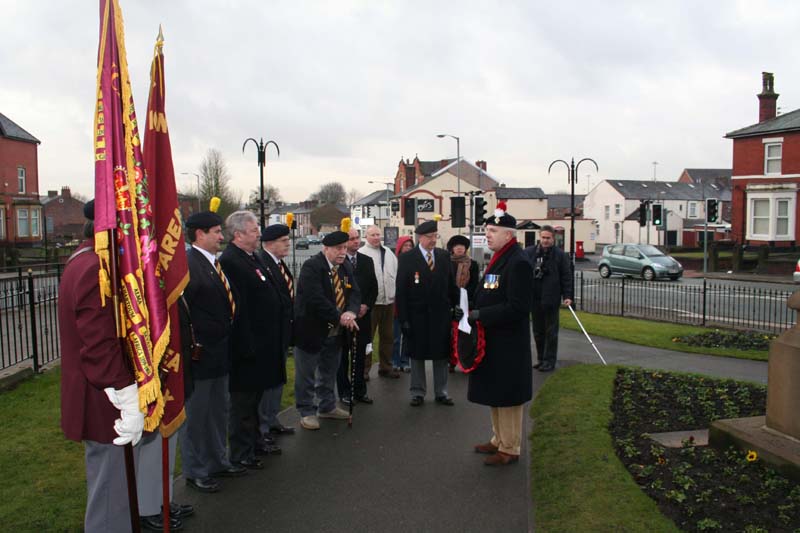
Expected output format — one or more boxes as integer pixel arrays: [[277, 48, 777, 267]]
[[309, 181, 346, 206], [248, 185, 282, 211], [347, 188, 362, 207], [198, 148, 240, 219]]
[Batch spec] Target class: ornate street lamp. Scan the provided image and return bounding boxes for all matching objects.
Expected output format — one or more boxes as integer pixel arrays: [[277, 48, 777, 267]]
[[548, 157, 599, 271], [242, 137, 280, 228]]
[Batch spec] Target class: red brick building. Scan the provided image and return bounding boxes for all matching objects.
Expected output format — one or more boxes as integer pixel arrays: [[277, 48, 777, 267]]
[[41, 187, 85, 241], [725, 73, 799, 246], [0, 112, 43, 246]]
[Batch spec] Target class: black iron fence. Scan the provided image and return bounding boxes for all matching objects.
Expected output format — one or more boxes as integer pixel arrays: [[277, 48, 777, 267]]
[[574, 272, 797, 334]]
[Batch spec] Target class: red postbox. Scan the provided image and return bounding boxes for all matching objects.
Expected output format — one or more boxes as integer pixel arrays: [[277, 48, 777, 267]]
[[575, 241, 585, 259]]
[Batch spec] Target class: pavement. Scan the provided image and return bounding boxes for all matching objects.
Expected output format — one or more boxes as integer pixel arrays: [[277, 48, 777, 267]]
[[172, 331, 768, 532]]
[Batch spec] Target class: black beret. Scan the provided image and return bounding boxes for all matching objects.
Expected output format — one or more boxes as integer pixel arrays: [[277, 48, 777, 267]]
[[414, 220, 437, 235], [83, 199, 95, 221], [261, 224, 290, 242], [322, 231, 348, 246], [485, 213, 517, 229], [447, 235, 470, 252], [185, 211, 223, 230]]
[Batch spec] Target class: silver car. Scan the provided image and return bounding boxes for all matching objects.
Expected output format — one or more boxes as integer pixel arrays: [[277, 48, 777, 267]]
[[598, 244, 683, 281]]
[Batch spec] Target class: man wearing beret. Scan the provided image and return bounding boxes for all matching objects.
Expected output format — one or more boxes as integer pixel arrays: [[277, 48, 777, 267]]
[[60, 200, 145, 532], [256, 224, 296, 454], [293, 229, 361, 430], [467, 202, 533, 466], [179, 209, 246, 494], [395, 220, 460, 407], [220, 211, 286, 469]]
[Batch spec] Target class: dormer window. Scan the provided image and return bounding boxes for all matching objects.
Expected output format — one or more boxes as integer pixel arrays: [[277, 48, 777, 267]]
[[764, 140, 783, 175]]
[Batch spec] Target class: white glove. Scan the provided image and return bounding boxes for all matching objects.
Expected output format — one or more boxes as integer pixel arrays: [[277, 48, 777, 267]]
[[104, 383, 145, 446]]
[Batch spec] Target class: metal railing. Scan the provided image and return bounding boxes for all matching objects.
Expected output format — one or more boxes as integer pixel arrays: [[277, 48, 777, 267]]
[[575, 272, 797, 334]]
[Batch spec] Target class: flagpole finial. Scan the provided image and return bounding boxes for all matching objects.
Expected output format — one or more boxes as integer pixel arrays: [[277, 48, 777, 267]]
[[156, 25, 164, 46]]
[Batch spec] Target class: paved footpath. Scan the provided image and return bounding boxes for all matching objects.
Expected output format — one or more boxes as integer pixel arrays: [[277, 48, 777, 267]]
[[173, 331, 768, 532]]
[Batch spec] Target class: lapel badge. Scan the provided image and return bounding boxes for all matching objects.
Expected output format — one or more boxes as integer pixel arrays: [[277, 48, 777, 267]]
[[344, 275, 352, 289], [414, 271, 420, 285], [255, 268, 266, 282]]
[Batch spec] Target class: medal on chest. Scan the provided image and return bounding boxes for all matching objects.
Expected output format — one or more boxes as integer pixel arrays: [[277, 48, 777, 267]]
[[414, 271, 420, 285], [255, 268, 266, 282], [484, 274, 500, 289]]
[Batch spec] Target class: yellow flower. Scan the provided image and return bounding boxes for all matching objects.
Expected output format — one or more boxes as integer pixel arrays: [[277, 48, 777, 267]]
[[746, 450, 758, 462], [657, 456, 666, 465]]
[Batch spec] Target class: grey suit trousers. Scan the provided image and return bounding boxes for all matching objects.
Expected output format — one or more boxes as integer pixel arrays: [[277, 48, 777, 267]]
[[135, 431, 177, 516], [180, 375, 232, 479]]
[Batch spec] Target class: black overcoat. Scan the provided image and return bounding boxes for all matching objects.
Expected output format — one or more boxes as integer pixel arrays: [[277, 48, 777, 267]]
[[350, 251, 378, 336], [294, 252, 361, 353], [395, 246, 459, 360], [467, 244, 534, 407], [524, 244, 573, 309], [220, 244, 286, 392], [258, 250, 294, 355]]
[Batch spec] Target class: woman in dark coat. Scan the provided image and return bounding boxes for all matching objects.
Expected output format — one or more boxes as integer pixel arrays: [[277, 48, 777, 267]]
[[447, 234, 480, 371], [467, 202, 533, 466]]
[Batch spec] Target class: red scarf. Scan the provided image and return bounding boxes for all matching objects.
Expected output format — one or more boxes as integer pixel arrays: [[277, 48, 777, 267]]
[[485, 237, 518, 273]]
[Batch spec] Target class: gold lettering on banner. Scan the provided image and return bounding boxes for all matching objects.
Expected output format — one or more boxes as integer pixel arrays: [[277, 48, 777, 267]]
[[164, 349, 181, 372], [129, 332, 152, 376], [159, 211, 183, 272], [148, 110, 168, 133], [123, 290, 143, 326], [163, 388, 174, 403]]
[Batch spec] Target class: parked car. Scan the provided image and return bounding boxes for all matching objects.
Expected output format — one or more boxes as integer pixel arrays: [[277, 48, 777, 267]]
[[598, 244, 683, 281], [794, 257, 800, 283], [307, 235, 321, 245], [295, 237, 309, 250]]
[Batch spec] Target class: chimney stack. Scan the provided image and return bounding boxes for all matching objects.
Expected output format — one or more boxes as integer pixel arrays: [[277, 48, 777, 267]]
[[475, 160, 487, 171], [61, 186, 71, 199], [758, 72, 779, 123]]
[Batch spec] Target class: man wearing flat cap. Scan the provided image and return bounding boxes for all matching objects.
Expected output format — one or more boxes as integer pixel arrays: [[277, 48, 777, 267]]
[[256, 224, 296, 453], [179, 208, 247, 493], [395, 219, 460, 407], [293, 228, 361, 430], [467, 202, 533, 466]]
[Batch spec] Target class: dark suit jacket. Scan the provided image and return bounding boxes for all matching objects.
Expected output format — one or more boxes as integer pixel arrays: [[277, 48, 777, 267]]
[[258, 249, 294, 355], [220, 244, 286, 392], [59, 241, 134, 443], [294, 252, 361, 353], [395, 246, 459, 360], [524, 245, 573, 308], [348, 251, 378, 337], [180, 247, 235, 390]]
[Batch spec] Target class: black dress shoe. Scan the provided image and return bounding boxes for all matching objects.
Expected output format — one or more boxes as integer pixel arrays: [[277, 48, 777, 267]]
[[340, 397, 352, 406], [167, 502, 194, 519], [533, 362, 542, 369], [355, 394, 374, 404], [186, 477, 220, 493], [537, 363, 555, 372], [255, 442, 282, 456], [410, 396, 424, 407], [141, 514, 183, 531], [269, 424, 296, 436], [262, 434, 277, 445], [435, 396, 455, 406], [237, 458, 265, 470], [213, 464, 247, 477]]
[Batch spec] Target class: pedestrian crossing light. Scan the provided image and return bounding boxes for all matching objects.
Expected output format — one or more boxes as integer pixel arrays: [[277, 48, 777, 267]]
[[706, 198, 719, 223], [651, 204, 663, 226], [638, 200, 647, 226], [473, 196, 487, 226]]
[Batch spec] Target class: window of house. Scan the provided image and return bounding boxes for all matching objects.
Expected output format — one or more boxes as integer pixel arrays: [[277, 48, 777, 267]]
[[604, 205, 610, 220], [747, 192, 796, 240], [614, 203, 620, 216], [688, 202, 697, 218], [764, 143, 782, 175], [17, 208, 29, 237], [31, 209, 40, 237], [17, 167, 26, 193]]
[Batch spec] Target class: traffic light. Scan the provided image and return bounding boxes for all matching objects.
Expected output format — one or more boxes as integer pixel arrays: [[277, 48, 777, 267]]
[[403, 197, 417, 226], [706, 198, 719, 223], [651, 204, 663, 226], [638, 200, 647, 226], [450, 196, 466, 228], [473, 197, 487, 226]]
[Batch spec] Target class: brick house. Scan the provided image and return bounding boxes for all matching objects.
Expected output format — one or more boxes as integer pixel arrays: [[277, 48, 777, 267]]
[[676, 168, 733, 223], [725, 72, 799, 247], [0, 112, 43, 247], [41, 187, 85, 241], [547, 194, 585, 218]]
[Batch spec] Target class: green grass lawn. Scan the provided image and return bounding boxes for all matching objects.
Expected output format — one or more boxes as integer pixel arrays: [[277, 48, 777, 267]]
[[560, 309, 769, 361], [529, 364, 680, 533], [1, 363, 297, 531]]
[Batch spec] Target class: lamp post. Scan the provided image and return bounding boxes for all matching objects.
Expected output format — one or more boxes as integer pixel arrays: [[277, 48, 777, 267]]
[[548, 157, 599, 272], [368, 180, 393, 228], [652, 161, 658, 182], [181, 172, 201, 212], [242, 137, 280, 228], [437, 133, 461, 235]]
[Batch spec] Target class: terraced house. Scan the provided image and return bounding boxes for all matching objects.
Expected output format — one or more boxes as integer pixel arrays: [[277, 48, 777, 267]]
[[0, 112, 43, 248]]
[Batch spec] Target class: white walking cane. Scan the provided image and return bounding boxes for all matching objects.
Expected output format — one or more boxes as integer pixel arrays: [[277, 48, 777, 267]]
[[567, 304, 608, 366]]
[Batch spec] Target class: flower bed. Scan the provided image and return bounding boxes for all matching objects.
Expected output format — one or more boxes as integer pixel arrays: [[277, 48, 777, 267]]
[[672, 330, 776, 351], [610, 368, 800, 532]]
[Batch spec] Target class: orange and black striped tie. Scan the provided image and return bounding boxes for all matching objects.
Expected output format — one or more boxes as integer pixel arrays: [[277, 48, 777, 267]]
[[331, 266, 345, 310], [426, 251, 434, 271], [215, 260, 236, 317], [279, 261, 294, 301]]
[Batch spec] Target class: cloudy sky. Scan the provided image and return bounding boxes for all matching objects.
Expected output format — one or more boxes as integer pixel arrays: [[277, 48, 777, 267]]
[[2, 1, 799, 203]]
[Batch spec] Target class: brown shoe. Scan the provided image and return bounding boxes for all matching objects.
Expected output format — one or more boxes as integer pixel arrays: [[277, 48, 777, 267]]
[[484, 451, 519, 466], [378, 369, 401, 379], [474, 442, 499, 455]]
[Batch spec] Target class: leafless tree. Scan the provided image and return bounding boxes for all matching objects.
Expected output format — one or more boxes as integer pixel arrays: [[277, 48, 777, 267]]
[[310, 181, 346, 206], [198, 148, 240, 218]]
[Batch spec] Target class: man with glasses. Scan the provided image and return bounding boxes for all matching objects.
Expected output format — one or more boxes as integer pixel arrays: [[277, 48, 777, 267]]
[[395, 220, 460, 407]]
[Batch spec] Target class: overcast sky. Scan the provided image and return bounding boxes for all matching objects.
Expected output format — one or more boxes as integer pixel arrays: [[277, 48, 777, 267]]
[[2, 1, 799, 203]]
